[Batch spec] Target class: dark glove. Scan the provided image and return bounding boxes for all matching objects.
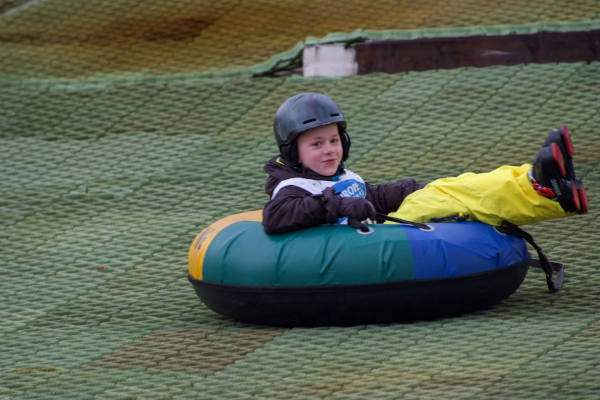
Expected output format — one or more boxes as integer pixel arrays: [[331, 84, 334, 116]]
[[338, 197, 376, 220]]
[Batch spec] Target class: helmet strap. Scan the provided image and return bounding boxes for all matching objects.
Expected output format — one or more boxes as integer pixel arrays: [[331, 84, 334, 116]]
[[339, 127, 351, 162], [279, 141, 302, 171]]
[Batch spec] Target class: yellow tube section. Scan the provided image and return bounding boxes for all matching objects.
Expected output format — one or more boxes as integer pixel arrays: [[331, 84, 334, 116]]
[[188, 210, 263, 281]]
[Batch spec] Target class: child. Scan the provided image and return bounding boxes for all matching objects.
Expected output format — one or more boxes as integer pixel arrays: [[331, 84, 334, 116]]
[[262, 92, 588, 234]]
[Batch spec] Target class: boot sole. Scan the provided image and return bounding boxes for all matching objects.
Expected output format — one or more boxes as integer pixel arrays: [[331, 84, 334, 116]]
[[559, 125, 574, 157], [558, 126, 588, 214], [576, 180, 589, 214], [570, 181, 581, 213], [546, 126, 575, 179], [550, 142, 566, 177]]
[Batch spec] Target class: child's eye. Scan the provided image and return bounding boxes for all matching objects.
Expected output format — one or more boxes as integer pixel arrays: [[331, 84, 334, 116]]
[[312, 141, 322, 147]]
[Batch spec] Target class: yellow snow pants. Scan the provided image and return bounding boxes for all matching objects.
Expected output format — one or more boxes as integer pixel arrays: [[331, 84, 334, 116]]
[[388, 164, 571, 226]]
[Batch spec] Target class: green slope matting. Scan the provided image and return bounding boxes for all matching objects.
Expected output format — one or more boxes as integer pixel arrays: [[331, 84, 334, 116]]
[[1, 1, 600, 399]]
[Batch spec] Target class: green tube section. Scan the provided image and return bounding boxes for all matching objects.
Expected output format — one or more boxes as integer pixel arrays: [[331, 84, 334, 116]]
[[202, 221, 414, 286]]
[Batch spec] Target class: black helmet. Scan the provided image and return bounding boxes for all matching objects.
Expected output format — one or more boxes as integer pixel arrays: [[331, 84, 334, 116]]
[[273, 92, 351, 168]]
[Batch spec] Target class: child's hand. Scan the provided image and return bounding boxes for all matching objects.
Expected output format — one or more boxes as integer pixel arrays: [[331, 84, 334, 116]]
[[339, 197, 376, 221]]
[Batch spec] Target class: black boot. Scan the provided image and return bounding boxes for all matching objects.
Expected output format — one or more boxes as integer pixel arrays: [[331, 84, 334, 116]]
[[530, 126, 588, 214], [543, 126, 575, 179]]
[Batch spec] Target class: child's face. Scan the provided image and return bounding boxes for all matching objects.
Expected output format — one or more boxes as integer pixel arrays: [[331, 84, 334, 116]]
[[297, 123, 343, 176]]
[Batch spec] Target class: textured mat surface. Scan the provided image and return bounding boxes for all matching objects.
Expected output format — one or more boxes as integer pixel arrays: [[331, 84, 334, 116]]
[[2, 61, 599, 400], [1, 0, 600, 80], [1, 1, 600, 400]]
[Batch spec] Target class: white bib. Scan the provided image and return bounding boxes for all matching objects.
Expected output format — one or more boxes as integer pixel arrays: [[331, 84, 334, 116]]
[[271, 169, 367, 199]]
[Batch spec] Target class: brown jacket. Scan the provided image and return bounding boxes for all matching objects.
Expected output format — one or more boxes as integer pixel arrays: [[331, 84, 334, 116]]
[[263, 156, 424, 233]]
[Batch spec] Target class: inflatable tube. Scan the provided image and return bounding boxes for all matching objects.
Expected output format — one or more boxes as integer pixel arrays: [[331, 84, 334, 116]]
[[188, 210, 531, 326]]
